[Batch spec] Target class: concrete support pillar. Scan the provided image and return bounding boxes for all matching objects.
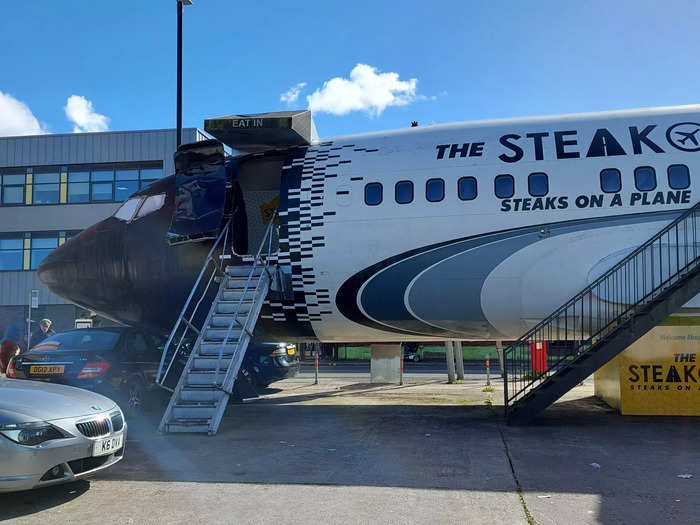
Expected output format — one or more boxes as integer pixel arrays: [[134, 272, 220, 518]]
[[370, 344, 402, 384], [453, 340, 465, 380], [444, 341, 456, 384], [496, 340, 505, 378]]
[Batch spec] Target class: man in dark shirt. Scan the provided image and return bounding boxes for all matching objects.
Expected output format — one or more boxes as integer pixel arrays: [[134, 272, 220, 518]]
[[30, 319, 56, 347]]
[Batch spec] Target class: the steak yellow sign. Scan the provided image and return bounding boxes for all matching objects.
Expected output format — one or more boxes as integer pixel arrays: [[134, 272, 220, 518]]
[[595, 324, 700, 416]]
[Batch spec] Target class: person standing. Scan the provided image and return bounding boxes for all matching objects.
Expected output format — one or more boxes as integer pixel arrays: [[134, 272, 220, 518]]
[[0, 325, 20, 374], [30, 318, 56, 347]]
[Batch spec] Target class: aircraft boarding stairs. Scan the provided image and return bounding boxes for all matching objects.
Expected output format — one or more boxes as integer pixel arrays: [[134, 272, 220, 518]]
[[156, 214, 279, 434], [504, 202, 700, 424]]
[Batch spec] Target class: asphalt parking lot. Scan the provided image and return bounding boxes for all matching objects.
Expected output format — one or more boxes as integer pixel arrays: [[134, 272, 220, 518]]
[[0, 376, 697, 525]]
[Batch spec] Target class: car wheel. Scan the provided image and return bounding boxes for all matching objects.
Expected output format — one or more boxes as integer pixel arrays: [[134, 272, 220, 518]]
[[413, 355, 420, 362], [126, 379, 146, 414]]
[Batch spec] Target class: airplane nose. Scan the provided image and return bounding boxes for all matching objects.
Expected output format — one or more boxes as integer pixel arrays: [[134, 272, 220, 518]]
[[37, 219, 131, 313]]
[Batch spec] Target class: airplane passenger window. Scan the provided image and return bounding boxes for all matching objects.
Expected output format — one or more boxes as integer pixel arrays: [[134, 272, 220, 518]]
[[494, 175, 514, 199], [395, 181, 414, 204], [426, 178, 445, 202], [135, 193, 166, 218], [364, 183, 383, 206], [600, 168, 621, 193], [667, 164, 690, 190], [528, 173, 549, 197], [458, 177, 477, 200], [114, 197, 143, 221], [634, 166, 656, 191]]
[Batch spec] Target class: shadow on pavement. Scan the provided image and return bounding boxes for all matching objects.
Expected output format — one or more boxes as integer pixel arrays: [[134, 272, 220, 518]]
[[0, 480, 90, 521]]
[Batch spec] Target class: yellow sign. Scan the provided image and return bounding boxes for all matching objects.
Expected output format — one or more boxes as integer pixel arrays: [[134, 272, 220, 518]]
[[260, 195, 280, 224], [596, 324, 700, 416]]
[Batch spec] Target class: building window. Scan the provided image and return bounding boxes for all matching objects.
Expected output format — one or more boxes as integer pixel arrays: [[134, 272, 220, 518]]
[[528, 172, 549, 197], [68, 171, 90, 203], [0, 174, 25, 204], [600, 168, 621, 193], [0, 238, 23, 270], [634, 166, 656, 191], [458, 177, 477, 201], [395, 181, 413, 204], [494, 175, 514, 199], [115, 168, 140, 201], [30, 236, 58, 270], [667, 164, 690, 190], [139, 167, 163, 189], [91, 168, 114, 201], [426, 178, 445, 202], [33, 172, 60, 204], [364, 183, 383, 206]]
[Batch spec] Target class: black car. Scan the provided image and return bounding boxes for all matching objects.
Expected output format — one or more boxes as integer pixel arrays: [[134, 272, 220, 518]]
[[8, 327, 171, 411], [243, 343, 300, 388]]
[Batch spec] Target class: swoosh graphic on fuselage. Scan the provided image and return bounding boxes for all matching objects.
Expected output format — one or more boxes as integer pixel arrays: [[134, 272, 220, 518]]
[[335, 209, 686, 338]]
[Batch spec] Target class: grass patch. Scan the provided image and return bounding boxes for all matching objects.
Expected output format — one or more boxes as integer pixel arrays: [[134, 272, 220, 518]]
[[484, 397, 498, 418], [521, 371, 548, 381], [482, 386, 495, 393]]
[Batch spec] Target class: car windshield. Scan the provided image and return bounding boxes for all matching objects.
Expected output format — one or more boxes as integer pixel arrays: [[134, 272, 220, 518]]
[[31, 330, 121, 352]]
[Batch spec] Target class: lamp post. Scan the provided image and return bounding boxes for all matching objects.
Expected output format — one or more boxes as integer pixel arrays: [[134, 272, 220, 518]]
[[176, 0, 193, 148]]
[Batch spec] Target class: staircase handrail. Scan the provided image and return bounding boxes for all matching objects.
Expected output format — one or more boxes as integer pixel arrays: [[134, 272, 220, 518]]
[[156, 217, 233, 385], [213, 210, 278, 385], [504, 202, 700, 406]]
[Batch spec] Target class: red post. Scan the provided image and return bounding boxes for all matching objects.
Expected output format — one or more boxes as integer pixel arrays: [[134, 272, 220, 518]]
[[400, 355, 404, 385], [486, 354, 491, 386], [314, 354, 319, 385]]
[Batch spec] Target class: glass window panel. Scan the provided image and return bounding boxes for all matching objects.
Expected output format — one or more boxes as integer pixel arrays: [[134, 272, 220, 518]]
[[114, 198, 143, 221], [0, 248, 22, 270], [395, 181, 413, 204], [3, 186, 24, 204], [34, 173, 59, 184], [600, 169, 621, 193], [115, 180, 140, 201], [140, 168, 162, 181], [528, 173, 549, 197], [135, 193, 166, 218], [668, 164, 690, 190], [91, 169, 114, 182], [32, 237, 58, 249], [634, 167, 656, 191], [494, 175, 514, 198], [3, 174, 25, 185], [33, 184, 60, 204], [30, 249, 53, 270], [92, 182, 113, 201], [68, 171, 90, 183], [30, 237, 58, 270], [426, 178, 445, 202], [0, 239, 22, 250], [364, 183, 382, 206], [68, 182, 90, 203], [458, 177, 477, 200], [116, 169, 139, 181]]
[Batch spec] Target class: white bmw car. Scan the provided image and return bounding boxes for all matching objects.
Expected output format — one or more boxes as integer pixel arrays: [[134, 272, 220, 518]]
[[0, 377, 126, 492]]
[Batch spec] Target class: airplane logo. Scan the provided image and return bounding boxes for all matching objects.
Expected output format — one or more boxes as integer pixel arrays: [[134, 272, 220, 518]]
[[675, 129, 699, 146], [666, 121, 700, 151]]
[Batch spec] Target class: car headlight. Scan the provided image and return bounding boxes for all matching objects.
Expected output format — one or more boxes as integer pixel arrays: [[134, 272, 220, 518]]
[[0, 422, 69, 446]]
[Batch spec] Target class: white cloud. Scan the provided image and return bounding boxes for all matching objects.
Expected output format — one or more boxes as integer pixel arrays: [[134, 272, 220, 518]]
[[0, 91, 47, 136], [307, 64, 418, 117], [65, 95, 110, 133], [280, 82, 307, 104]]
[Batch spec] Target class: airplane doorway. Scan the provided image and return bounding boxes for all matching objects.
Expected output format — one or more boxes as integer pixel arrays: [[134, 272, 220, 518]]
[[235, 153, 284, 256]]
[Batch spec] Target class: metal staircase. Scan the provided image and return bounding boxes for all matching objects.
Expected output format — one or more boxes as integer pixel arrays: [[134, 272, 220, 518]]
[[504, 203, 700, 424], [156, 213, 278, 434]]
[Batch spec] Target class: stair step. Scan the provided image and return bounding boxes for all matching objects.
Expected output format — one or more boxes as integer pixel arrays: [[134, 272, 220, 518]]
[[222, 289, 257, 301], [205, 328, 243, 341], [210, 314, 249, 328], [227, 277, 261, 289], [226, 266, 264, 277], [179, 387, 225, 402], [165, 418, 211, 433], [172, 403, 217, 419], [215, 300, 253, 315], [199, 342, 241, 355], [186, 370, 225, 386], [193, 355, 232, 370]]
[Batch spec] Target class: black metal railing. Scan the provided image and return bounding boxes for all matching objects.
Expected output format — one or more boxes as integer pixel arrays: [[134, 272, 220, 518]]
[[504, 202, 700, 412]]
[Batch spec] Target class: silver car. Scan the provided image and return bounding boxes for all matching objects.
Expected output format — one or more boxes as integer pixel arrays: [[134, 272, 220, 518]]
[[0, 377, 126, 492]]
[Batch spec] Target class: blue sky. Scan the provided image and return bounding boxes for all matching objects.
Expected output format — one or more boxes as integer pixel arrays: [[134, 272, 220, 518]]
[[1, 1, 700, 138]]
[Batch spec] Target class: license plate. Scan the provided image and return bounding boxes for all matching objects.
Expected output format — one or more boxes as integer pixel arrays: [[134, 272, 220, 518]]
[[287, 348, 295, 355], [29, 365, 65, 375], [93, 433, 123, 457]]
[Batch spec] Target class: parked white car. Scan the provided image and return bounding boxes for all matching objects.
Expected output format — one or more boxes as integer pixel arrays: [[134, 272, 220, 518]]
[[0, 377, 126, 492]]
